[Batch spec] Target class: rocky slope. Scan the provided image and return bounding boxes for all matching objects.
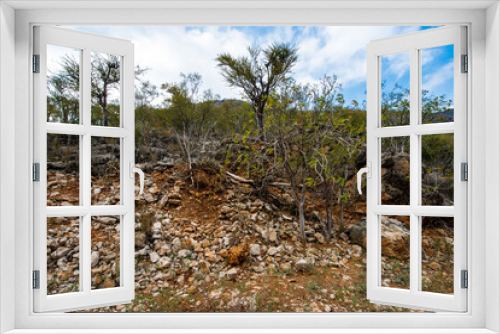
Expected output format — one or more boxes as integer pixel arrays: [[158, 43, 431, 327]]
[[46, 153, 454, 312]]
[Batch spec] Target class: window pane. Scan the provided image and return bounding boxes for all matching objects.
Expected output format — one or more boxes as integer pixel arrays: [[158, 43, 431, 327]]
[[47, 45, 81, 124], [47, 216, 80, 295], [91, 137, 120, 205], [91, 51, 121, 127], [421, 216, 454, 294], [47, 134, 80, 206], [381, 137, 410, 205], [381, 52, 410, 127], [380, 215, 410, 290], [421, 45, 454, 124], [421, 134, 454, 206], [91, 216, 121, 290]]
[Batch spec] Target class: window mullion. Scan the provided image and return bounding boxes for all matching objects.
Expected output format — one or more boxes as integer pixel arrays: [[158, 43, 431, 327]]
[[82, 47, 92, 294], [409, 47, 420, 295]]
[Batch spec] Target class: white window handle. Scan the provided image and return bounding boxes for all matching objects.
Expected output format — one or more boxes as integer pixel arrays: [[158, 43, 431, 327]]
[[129, 162, 145, 195], [357, 162, 371, 195]]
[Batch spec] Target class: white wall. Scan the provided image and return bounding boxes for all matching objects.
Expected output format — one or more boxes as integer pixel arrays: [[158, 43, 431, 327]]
[[486, 2, 500, 333], [0, 2, 16, 333], [3, 4, 495, 332]]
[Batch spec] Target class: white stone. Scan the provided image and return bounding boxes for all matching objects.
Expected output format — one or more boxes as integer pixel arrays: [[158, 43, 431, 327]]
[[149, 251, 160, 263], [249, 244, 261, 256], [178, 249, 192, 258], [226, 268, 238, 280], [91, 251, 100, 268], [267, 247, 278, 256]]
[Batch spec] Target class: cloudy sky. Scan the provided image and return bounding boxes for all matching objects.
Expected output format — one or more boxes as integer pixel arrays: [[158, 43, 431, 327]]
[[64, 25, 454, 106]]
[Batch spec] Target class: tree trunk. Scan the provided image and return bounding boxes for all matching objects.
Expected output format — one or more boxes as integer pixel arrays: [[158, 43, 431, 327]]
[[255, 105, 264, 139], [324, 180, 334, 239], [339, 186, 345, 233], [103, 86, 109, 126], [298, 201, 305, 242]]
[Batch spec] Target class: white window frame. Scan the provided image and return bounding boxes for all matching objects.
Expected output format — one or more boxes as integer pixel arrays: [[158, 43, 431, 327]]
[[366, 26, 467, 312], [33, 26, 136, 312], [0, 1, 499, 333]]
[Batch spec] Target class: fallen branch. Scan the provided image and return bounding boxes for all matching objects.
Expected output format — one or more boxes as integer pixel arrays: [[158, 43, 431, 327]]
[[226, 171, 254, 184]]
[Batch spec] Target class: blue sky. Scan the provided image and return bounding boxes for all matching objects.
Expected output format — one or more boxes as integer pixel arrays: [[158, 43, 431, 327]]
[[66, 26, 454, 107]]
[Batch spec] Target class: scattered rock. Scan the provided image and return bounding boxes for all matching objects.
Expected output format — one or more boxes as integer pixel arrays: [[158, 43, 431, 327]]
[[430, 262, 440, 270], [56, 247, 71, 259], [314, 233, 325, 244], [249, 244, 261, 256], [351, 245, 363, 258], [144, 193, 156, 203], [178, 249, 192, 258], [226, 268, 239, 280], [103, 279, 115, 288], [296, 258, 313, 271], [227, 244, 249, 265], [221, 205, 232, 214], [267, 247, 278, 256], [91, 251, 100, 268], [172, 238, 182, 251], [149, 252, 160, 263], [262, 229, 278, 243]]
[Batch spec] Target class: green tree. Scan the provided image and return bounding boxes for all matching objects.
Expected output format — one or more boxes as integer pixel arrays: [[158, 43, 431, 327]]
[[216, 43, 298, 137]]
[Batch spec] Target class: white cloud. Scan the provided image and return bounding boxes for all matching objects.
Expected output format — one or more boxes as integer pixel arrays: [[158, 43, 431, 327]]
[[292, 26, 420, 87], [422, 61, 454, 92], [65, 25, 424, 102]]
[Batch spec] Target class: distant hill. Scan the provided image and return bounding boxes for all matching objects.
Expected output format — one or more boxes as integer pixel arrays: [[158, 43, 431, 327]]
[[424, 109, 454, 123], [213, 99, 246, 107]]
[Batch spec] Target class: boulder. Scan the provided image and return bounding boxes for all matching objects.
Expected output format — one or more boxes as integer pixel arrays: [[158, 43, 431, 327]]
[[349, 217, 410, 260]]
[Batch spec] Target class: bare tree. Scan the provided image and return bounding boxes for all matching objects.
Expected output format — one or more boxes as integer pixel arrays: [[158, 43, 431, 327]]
[[163, 73, 219, 173], [60, 53, 146, 126]]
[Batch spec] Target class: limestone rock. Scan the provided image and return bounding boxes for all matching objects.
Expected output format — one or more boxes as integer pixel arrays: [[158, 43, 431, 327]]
[[149, 251, 160, 263], [178, 249, 192, 258], [295, 258, 314, 271], [226, 268, 239, 280], [249, 244, 261, 256], [262, 229, 278, 243], [267, 247, 278, 256], [91, 251, 100, 268], [315, 233, 325, 244]]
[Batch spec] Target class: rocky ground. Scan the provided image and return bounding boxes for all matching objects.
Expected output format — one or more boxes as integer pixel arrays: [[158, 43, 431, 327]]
[[46, 155, 454, 313]]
